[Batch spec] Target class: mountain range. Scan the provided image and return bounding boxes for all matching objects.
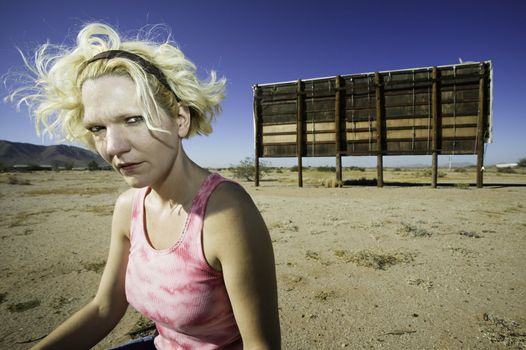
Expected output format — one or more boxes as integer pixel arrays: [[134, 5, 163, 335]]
[[0, 140, 105, 168]]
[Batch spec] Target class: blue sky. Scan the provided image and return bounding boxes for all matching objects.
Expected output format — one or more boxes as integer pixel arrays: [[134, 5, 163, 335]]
[[1, 0, 525, 168]]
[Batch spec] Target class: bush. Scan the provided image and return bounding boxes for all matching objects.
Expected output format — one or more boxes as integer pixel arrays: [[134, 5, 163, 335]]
[[231, 157, 269, 181], [518, 158, 526, 167], [290, 165, 298, 172], [455, 183, 470, 189], [8, 176, 31, 185], [88, 161, 100, 171], [321, 177, 342, 188], [316, 166, 336, 172]]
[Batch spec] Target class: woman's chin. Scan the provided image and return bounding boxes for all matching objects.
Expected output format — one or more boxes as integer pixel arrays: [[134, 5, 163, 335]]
[[121, 175, 148, 188]]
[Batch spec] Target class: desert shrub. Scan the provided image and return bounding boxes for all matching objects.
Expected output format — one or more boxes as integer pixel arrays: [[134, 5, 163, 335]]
[[349, 166, 365, 172], [290, 165, 298, 172], [518, 158, 526, 167], [275, 168, 283, 173], [397, 222, 432, 237], [231, 157, 269, 181], [455, 183, 470, 189], [343, 177, 377, 186], [334, 249, 415, 270], [8, 176, 32, 185], [416, 169, 446, 177], [316, 166, 336, 172], [393, 167, 402, 172], [8, 299, 40, 312], [454, 167, 467, 173], [321, 177, 341, 188], [87, 161, 100, 171]]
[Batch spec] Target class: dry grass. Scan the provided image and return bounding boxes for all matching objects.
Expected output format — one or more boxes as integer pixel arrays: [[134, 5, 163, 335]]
[[455, 182, 470, 189], [321, 177, 342, 188], [85, 205, 114, 216], [7, 208, 57, 227], [334, 249, 415, 270], [480, 313, 526, 348], [268, 220, 298, 232], [314, 289, 335, 301], [397, 222, 432, 237], [6, 176, 32, 185], [23, 186, 117, 196], [407, 277, 434, 291], [81, 260, 106, 273], [459, 230, 482, 238], [7, 299, 40, 313]]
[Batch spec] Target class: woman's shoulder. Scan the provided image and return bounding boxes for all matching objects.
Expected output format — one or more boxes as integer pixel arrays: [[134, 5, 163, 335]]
[[205, 178, 262, 230], [112, 188, 143, 238], [210, 178, 252, 211], [114, 187, 141, 210]]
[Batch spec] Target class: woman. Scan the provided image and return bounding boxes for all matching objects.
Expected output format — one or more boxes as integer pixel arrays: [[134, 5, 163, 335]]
[[8, 23, 280, 349]]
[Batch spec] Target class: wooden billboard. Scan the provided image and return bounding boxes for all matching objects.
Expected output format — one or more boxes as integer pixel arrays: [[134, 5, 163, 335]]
[[253, 61, 493, 187]]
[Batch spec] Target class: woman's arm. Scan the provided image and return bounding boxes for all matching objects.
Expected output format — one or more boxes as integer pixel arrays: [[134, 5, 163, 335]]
[[31, 189, 134, 350], [204, 183, 281, 350]]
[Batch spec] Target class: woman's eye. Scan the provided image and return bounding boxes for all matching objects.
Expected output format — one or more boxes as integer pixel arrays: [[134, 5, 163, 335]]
[[88, 126, 105, 133], [126, 116, 144, 124]]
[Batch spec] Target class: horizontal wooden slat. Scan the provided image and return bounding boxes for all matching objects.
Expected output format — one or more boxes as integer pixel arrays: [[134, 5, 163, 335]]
[[262, 134, 296, 144], [305, 122, 335, 132], [262, 123, 296, 134], [306, 133, 336, 142]]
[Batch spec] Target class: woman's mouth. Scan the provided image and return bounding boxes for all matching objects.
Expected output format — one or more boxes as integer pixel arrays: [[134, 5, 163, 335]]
[[117, 162, 143, 173]]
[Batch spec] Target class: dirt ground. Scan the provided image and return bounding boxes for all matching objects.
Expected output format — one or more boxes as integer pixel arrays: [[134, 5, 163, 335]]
[[0, 168, 525, 349]]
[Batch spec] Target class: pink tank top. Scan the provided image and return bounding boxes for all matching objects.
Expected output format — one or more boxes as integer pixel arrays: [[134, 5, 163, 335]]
[[125, 173, 242, 349]]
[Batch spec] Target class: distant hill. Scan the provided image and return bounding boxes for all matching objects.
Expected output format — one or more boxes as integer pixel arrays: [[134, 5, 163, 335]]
[[0, 140, 105, 168]]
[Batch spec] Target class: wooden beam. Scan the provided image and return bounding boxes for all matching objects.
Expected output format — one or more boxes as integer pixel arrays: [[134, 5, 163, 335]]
[[253, 85, 261, 187], [297, 80, 304, 187], [374, 73, 384, 187], [431, 67, 439, 188], [335, 75, 342, 187], [476, 63, 486, 188]]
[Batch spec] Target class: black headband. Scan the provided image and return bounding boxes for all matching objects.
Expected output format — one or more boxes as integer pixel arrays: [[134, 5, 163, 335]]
[[86, 50, 179, 101]]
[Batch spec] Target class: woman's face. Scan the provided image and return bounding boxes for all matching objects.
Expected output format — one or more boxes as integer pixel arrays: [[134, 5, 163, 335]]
[[81, 75, 184, 188]]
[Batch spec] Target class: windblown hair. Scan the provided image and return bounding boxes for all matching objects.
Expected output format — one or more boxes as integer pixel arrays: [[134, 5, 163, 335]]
[[6, 23, 226, 149]]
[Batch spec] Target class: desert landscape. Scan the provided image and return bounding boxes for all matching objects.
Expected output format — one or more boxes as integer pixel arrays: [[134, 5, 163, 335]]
[[0, 166, 525, 349]]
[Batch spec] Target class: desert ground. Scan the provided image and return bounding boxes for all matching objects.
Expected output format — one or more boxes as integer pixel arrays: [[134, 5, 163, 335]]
[[0, 166, 525, 349]]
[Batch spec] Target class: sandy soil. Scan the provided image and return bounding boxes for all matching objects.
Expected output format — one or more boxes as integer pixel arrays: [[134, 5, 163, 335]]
[[0, 168, 525, 349]]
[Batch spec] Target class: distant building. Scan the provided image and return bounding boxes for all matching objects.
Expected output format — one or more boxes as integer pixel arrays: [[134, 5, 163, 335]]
[[495, 163, 518, 168]]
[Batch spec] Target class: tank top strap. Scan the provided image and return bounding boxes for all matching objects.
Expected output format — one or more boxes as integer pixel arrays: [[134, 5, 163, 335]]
[[182, 173, 234, 270], [191, 173, 232, 219]]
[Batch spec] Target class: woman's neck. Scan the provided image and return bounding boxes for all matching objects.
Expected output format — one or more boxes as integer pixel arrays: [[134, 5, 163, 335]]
[[148, 148, 210, 211]]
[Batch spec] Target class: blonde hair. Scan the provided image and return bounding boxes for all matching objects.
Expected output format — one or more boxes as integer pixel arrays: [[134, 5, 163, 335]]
[[6, 23, 226, 149]]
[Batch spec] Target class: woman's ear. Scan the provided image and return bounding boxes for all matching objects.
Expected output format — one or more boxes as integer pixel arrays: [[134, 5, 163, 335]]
[[177, 104, 191, 138]]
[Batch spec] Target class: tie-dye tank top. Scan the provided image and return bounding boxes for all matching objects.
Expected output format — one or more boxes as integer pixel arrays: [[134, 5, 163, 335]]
[[125, 173, 242, 349]]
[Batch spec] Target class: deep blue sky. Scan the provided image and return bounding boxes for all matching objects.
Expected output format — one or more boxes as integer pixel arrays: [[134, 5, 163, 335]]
[[1, 0, 525, 167]]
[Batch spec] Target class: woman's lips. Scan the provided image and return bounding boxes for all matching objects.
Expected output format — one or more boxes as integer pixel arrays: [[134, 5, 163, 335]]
[[117, 162, 143, 173]]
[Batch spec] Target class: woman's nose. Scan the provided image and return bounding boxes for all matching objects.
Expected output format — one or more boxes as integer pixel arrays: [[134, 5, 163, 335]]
[[105, 127, 130, 158]]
